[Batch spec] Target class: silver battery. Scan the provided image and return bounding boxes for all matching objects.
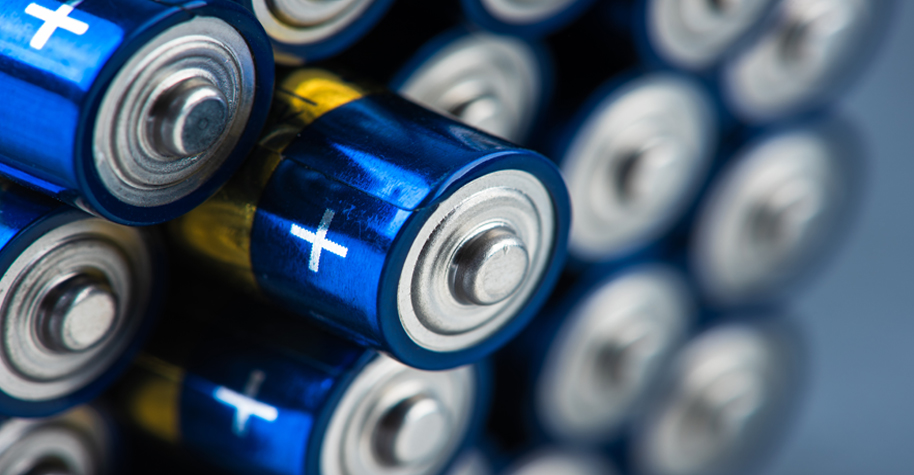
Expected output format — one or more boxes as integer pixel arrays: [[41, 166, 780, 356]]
[[0, 211, 155, 404], [502, 448, 619, 475], [535, 265, 694, 444], [646, 0, 774, 70], [444, 449, 494, 475], [560, 73, 716, 262], [320, 354, 478, 475], [476, 0, 583, 26], [634, 317, 802, 475], [0, 406, 111, 475], [397, 32, 546, 143], [93, 16, 256, 208], [722, 0, 888, 122], [397, 169, 557, 352], [691, 120, 856, 306]]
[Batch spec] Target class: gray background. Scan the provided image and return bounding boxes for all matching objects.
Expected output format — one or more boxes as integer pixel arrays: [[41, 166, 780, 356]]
[[764, 2, 914, 474]]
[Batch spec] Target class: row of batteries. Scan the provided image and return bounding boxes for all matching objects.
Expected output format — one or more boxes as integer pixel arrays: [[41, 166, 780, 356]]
[[0, 0, 891, 474]]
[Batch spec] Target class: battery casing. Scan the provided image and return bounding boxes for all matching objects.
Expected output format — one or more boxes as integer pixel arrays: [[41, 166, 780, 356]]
[[0, 0, 274, 225], [170, 69, 570, 370], [461, 0, 597, 37]]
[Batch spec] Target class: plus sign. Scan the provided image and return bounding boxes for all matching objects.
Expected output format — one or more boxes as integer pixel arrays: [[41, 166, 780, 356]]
[[24, 2, 89, 51], [213, 370, 278, 436], [291, 208, 349, 273]]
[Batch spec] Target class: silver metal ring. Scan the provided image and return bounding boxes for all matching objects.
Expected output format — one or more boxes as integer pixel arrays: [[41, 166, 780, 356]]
[[692, 128, 842, 305], [320, 355, 476, 475], [0, 214, 154, 401], [398, 32, 543, 143], [648, 0, 773, 69], [93, 16, 256, 207], [397, 169, 556, 352], [561, 74, 715, 262], [636, 322, 796, 475], [502, 449, 619, 475], [723, 0, 873, 120], [535, 266, 694, 444], [0, 406, 110, 475], [251, 0, 374, 48], [478, 0, 580, 25]]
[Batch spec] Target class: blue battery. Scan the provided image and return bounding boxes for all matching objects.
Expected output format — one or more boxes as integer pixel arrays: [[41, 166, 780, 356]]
[[116, 298, 489, 475], [170, 68, 570, 370], [230, 0, 396, 64], [0, 0, 274, 225], [668, 115, 862, 309], [0, 179, 161, 417], [461, 0, 597, 37], [490, 262, 696, 450]]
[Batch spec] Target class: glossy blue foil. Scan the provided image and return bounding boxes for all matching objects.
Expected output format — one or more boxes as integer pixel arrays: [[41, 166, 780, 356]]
[[250, 91, 570, 370], [0, 0, 274, 225], [461, 0, 597, 37]]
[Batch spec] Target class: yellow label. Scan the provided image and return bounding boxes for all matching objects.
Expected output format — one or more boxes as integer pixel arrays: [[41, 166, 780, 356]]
[[169, 69, 371, 291], [127, 355, 185, 444]]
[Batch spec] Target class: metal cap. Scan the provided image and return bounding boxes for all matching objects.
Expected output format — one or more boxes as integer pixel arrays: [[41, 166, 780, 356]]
[[398, 32, 543, 143], [536, 267, 693, 443], [503, 449, 619, 475], [38, 274, 118, 353], [150, 77, 229, 158], [451, 226, 529, 306], [0, 407, 109, 475], [477, 0, 581, 25], [321, 356, 476, 475], [250, 0, 374, 50]]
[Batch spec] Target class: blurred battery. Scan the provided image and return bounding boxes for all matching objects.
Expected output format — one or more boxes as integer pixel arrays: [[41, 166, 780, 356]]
[[0, 0, 274, 225], [331, 0, 551, 144], [678, 115, 861, 308], [0, 180, 159, 417], [720, 0, 893, 124], [627, 313, 805, 475], [598, 0, 776, 73], [499, 447, 619, 475], [0, 405, 113, 475], [231, 0, 396, 63], [491, 263, 695, 449], [461, 0, 597, 37], [445, 448, 495, 475], [170, 69, 570, 370], [554, 72, 717, 266], [115, 299, 488, 475]]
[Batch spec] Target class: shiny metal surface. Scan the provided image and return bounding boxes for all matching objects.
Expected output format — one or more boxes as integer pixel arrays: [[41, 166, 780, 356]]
[[648, 0, 772, 69], [321, 355, 475, 475], [536, 266, 693, 443], [723, 0, 877, 121], [445, 450, 493, 475], [0, 406, 110, 475], [251, 0, 374, 45], [397, 170, 556, 352], [93, 16, 256, 208], [560, 74, 715, 262], [503, 449, 618, 475], [636, 321, 798, 475], [398, 32, 543, 142], [478, 0, 580, 24], [692, 126, 844, 305], [0, 215, 153, 402], [450, 226, 529, 306]]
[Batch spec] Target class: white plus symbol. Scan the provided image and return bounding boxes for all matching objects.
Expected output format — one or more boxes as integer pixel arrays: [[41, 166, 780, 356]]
[[291, 208, 349, 273], [24, 2, 89, 51], [213, 370, 278, 436]]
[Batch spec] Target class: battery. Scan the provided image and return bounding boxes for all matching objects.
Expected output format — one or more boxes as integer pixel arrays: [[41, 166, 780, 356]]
[[169, 68, 570, 370], [0, 405, 113, 474], [445, 448, 494, 475], [0, 0, 274, 225], [629, 313, 804, 475], [597, 0, 775, 73], [553, 72, 717, 265], [491, 263, 695, 449], [115, 299, 487, 475], [231, 0, 396, 64], [500, 448, 619, 475], [329, 0, 552, 145], [720, 0, 893, 123], [682, 116, 861, 308], [461, 0, 597, 37], [0, 180, 159, 417]]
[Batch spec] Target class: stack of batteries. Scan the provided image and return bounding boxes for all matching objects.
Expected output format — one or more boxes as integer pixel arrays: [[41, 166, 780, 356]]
[[0, 0, 891, 474]]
